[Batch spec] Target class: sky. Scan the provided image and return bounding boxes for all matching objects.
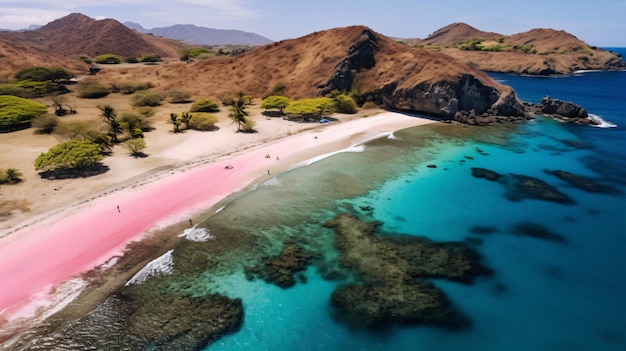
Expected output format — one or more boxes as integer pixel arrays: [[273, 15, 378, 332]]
[[1, 0, 625, 46]]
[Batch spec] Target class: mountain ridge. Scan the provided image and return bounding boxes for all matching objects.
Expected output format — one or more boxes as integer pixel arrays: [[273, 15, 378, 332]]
[[124, 22, 273, 46]]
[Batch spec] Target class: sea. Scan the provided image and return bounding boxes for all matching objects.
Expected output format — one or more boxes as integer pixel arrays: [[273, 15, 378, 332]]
[[11, 49, 626, 350]]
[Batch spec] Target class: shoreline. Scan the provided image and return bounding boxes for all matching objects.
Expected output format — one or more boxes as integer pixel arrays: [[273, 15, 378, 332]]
[[0, 111, 436, 339]]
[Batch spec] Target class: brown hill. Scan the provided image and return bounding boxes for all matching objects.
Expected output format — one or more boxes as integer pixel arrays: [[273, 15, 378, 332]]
[[419, 22, 503, 47], [96, 25, 524, 124], [417, 24, 624, 75], [0, 13, 182, 78]]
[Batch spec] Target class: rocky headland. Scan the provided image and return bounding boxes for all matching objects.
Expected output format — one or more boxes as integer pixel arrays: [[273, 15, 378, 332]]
[[415, 23, 625, 75]]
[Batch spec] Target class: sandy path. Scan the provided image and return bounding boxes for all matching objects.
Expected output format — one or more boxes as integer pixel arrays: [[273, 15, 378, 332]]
[[0, 112, 435, 325]]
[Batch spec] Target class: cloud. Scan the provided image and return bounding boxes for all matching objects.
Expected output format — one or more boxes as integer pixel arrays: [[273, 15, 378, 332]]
[[0, 7, 68, 29]]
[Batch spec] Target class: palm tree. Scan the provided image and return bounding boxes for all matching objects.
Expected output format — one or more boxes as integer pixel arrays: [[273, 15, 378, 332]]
[[228, 93, 249, 132], [169, 113, 181, 133], [5, 168, 23, 184], [180, 111, 193, 130], [99, 105, 121, 142]]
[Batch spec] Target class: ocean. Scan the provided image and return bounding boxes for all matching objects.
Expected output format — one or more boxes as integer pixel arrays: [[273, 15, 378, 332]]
[[12, 49, 625, 350]]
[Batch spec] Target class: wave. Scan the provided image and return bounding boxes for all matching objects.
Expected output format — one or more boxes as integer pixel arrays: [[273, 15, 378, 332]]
[[262, 177, 284, 187], [304, 145, 366, 166], [588, 113, 617, 128], [183, 227, 214, 242], [125, 249, 174, 285]]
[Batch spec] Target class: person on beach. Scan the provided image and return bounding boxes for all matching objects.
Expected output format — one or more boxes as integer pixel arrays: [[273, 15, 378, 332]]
[[117, 205, 120, 212], [189, 219, 193, 226]]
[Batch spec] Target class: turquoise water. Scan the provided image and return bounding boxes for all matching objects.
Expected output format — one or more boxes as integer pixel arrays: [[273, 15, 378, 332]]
[[207, 53, 626, 350]]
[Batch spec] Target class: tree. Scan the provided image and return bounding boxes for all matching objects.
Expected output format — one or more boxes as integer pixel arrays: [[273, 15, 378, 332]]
[[180, 111, 193, 130], [35, 140, 103, 171], [14, 66, 73, 82], [261, 96, 290, 115], [124, 138, 147, 156], [284, 97, 333, 121], [0, 95, 48, 132], [4, 168, 23, 184], [228, 93, 249, 132], [99, 105, 122, 142], [169, 113, 181, 133]]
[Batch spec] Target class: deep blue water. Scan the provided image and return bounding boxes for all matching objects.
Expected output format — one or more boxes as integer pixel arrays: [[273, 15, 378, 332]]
[[203, 50, 626, 351]]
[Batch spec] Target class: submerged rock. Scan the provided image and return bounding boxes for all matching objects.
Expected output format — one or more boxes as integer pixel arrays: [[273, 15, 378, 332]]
[[324, 213, 490, 330], [510, 222, 567, 244], [545, 169, 621, 194], [471, 167, 501, 181], [251, 245, 315, 288], [507, 174, 575, 204]]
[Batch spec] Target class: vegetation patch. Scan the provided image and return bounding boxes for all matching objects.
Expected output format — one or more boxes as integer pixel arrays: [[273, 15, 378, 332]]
[[0, 95, 48, 132]]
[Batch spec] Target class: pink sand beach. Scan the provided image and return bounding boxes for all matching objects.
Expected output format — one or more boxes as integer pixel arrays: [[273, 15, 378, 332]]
[[0, 112, 434, 328]]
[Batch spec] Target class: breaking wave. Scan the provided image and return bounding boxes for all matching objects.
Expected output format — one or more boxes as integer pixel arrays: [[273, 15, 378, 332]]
[[125, 250, 174, 285], [588, 114, 617, 128]]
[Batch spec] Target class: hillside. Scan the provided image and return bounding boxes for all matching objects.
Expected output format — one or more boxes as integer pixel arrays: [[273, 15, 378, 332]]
[[416, 23, 625, 75], [0, 13, 183, 78], [125, 22, 273, 46], [96, 25, 523, 123]]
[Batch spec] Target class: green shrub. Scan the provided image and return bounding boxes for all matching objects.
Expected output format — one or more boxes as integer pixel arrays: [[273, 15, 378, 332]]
[[261, 95, 290, 114], [94, 54, 122, 64], [267, 82, 286, 97], [0, 95, 48, 131], [169, 87, 193, 103], [190, 98, 220, 112], [35, 140, 103, 171], [134, 106, 155, 117], [333, 94, 358, 114], [189, 47, 213, 58], [119, 112, 153, 132], [77, 79, 109, 98], [139, 54, 161, 63], [124, 138, 147, 155], [31, 114, 59, 134], [119, 81, 153, 94], [132, 91, 164, 107], [189, 113, 219, 131]]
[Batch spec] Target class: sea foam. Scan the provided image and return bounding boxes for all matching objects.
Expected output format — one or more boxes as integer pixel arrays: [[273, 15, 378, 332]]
[[184, 227, 214, 242], [125, 249, 174, 285], [588, 113, 617, 128]]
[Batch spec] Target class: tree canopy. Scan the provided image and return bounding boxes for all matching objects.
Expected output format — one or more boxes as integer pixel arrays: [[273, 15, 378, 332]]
[[0, 95, 48, 131], [284, 97, 334, 121], [261, 95, 290, 114], [14, 66, 73, 82], [35, 140, 103, 171]]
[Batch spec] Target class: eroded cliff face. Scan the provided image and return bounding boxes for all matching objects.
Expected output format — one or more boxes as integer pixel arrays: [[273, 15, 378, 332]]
[[320, 29, 526, 124]]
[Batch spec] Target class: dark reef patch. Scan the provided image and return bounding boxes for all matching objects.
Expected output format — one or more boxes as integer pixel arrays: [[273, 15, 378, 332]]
[[324, 213, 491, 331], [510, 222, 567, 244], [245, 244, 316, 288], [469, 225, 500, 235], [545, 169, 622, 194], [471, 167, 501, 181], [505, 174, 575, 204]]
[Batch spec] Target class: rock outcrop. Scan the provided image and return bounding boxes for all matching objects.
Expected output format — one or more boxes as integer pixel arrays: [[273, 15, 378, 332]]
[[525, 96, 599, 125]]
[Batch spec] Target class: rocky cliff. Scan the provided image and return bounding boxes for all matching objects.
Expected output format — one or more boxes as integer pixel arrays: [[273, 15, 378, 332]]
[[319, 29, 526, 124]]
